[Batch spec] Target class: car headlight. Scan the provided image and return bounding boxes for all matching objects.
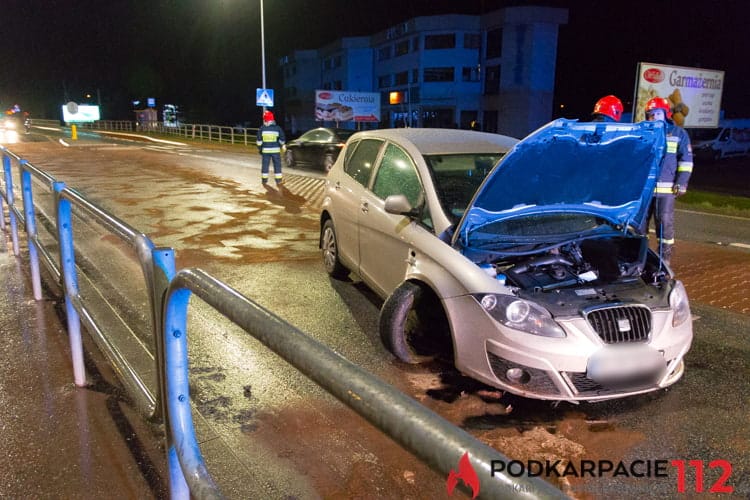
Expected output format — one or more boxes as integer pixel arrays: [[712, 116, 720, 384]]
[[669, 280, 691, 327], [476, 294, 566, 338], [5, 120, 16, 130]]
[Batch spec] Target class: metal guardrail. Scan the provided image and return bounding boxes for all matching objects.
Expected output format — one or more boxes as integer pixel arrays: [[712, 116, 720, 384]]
[[0, 145, 568, 500], [2, 147, 163, 418], [70, 120, 261, 146]]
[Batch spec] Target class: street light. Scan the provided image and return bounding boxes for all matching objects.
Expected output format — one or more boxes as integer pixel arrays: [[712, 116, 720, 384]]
[[260, 0, 267, 95]]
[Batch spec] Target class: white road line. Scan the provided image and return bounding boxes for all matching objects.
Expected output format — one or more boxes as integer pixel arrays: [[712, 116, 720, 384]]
[[676, 208, 750, 221], [729, 242, 750, 249]]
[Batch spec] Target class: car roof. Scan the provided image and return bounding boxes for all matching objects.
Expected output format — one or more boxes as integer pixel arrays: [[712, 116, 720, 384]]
[[347, 128, 518, 155]]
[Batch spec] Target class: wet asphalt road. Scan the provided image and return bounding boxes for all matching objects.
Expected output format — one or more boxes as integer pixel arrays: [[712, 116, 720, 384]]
[[5, 130, 749, 498]]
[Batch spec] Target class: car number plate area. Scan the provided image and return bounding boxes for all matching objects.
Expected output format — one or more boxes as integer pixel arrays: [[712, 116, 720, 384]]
[[587, 345, 666, 384]]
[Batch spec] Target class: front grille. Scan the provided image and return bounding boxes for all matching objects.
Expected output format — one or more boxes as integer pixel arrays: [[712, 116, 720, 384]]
[[585, 305, 651, 343]]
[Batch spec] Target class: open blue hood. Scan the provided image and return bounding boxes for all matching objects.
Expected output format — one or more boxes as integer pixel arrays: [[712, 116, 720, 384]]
[[454, 119, 666, 248]]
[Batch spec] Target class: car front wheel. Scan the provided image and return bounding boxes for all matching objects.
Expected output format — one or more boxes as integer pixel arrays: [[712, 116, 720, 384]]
[[321, 219, 349, 279], [379, 281, 452, 364]]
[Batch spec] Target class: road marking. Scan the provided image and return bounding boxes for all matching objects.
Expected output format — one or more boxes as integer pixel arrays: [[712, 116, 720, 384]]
[[730, 242, 750, 249], [96, 131, 187, 146], [676, 208, 750, 221]]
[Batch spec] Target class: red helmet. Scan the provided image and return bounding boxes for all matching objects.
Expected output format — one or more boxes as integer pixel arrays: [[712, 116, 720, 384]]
[[263, 111, 274, 122], [592, 95, 623, 121], [644, 97, 672, 119]]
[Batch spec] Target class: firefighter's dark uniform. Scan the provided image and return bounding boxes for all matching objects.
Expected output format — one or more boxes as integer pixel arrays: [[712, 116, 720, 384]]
[[643, 122, 693, 263], [256, 121, 286, 184]]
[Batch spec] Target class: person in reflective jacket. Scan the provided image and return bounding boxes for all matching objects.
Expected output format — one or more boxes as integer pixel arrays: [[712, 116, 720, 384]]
[[641, 96, 694, 265], [256, 110, 286, 185], [590, 95, 624, 122]]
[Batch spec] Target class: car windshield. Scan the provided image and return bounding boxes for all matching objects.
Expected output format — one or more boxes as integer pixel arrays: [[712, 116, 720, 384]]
[[423, 153, 505, 222]]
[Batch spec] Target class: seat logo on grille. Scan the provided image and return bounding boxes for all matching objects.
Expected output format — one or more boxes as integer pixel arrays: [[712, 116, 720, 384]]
[[617, 318, 632, 332]]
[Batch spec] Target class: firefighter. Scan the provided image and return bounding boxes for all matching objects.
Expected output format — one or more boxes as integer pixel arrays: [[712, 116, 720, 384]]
[[591, 95, 624, 122], [641, 96, 693, 264], [256, 110, 286, 185]]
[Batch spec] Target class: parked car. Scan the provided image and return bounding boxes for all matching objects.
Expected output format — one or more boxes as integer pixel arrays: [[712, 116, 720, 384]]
[[689, 119, 750, 161], [285, 127, 356, 172], [319, 121, 693, 402]]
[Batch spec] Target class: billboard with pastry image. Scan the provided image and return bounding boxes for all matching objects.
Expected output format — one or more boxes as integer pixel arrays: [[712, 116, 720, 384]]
[[315, 90, 380, 123], [633, 62, 724, 127]]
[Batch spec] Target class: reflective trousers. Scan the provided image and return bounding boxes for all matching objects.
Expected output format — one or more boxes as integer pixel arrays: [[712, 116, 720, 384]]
[[642, 195, 676, 261], [261, 153, 283, 182]]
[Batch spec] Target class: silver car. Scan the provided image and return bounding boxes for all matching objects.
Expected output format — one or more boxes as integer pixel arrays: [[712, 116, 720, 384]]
[[319, 121, 693, 402]]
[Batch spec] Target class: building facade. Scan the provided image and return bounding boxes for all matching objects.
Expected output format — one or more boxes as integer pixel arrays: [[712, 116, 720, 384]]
[[279, 6, 567, 139]]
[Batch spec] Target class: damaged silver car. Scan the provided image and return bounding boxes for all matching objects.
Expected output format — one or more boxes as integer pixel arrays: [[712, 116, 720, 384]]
[[319, 120, 692, 402]]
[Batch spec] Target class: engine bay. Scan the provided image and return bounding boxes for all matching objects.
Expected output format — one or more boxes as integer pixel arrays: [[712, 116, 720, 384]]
[[487, 235, 672, 315]]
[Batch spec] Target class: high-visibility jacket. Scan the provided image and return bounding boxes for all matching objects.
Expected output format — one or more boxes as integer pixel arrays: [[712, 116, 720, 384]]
[[256, 123, 286, 154], [654, 123, 693, 196]]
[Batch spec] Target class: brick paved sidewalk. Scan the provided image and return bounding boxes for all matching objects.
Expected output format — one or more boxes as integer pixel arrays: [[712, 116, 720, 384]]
[[672, 240, 750, 315]]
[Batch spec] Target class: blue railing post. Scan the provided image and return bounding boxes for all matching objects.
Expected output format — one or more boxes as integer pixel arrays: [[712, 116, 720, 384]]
[[54, 182, 87, 386], [151, 247, 175, 428], [163, 282, 222, 499], [20, 161, 42, 300], [2, 153, 20, 256]]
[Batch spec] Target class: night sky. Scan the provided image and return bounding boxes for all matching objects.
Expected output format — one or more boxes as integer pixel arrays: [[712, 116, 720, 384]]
[[2, 0, 748, 125]]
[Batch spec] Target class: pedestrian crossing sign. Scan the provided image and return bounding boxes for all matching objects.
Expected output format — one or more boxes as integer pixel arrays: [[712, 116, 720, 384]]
[[256, 88, 274, 107]]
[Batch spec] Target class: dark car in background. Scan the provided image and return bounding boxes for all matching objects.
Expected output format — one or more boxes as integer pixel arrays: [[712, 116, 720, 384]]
[[285, 127, 356, 172]]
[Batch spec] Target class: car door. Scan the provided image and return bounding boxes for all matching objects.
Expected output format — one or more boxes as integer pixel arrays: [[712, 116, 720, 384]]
[[328, 138, 384, 269], [293, 129, 317, 165], [357, 142, 425, 297]]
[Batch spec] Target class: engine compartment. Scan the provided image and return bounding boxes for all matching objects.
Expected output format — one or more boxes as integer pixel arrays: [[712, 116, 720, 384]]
[[487, 235, 672, 316]]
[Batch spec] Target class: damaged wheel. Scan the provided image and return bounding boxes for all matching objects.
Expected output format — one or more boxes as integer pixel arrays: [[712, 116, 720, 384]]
[[379, 281, 452, 364]]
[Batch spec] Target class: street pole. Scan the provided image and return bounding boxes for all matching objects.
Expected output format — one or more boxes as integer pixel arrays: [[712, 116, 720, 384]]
[[260, 0, 267, 111]]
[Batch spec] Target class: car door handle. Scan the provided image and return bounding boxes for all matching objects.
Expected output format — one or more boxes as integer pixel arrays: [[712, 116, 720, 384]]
[[361, 201, 369, 213]]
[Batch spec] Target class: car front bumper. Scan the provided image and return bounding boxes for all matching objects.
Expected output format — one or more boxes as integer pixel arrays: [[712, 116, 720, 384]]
[[444, 295, 693, 402]]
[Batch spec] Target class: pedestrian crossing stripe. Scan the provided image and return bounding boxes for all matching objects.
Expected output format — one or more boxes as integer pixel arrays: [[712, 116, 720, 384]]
[[256, 89, 274, 107]]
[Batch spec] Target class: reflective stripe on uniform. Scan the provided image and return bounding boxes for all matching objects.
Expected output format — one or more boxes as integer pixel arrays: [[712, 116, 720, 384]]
[[654, 181, 674, 194], [657, 237, 675, 245], [274, 173, 283, 180], [261, 131, 280, 142], [262, 147, 281, 153], [666, 137, 679, 154], [677, 161, 693, 173]]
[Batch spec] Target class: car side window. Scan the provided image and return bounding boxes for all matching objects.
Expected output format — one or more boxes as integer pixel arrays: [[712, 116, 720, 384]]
[[372, 143, 423, 207], [344, 139, 383, 187]]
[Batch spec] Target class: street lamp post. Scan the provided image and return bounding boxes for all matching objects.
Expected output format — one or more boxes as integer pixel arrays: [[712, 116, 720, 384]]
[[260, 0, 267, 110]]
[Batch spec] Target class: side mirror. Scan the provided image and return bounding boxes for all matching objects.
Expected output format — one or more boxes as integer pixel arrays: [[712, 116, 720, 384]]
[[384, 194, 418, 217]]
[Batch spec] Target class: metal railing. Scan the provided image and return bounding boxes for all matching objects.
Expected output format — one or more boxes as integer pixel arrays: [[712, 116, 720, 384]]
[[71, 120, 261, 146], [0, 145, 567, 500]]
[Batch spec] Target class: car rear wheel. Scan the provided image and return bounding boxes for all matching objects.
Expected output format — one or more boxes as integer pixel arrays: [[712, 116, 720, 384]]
[[285, 149, 295, 168], [379, 281, 453, 364], [321, 219, 349, 279], [323, 154, 334, 173]]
